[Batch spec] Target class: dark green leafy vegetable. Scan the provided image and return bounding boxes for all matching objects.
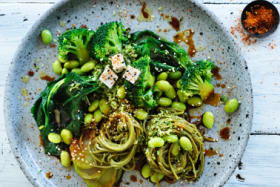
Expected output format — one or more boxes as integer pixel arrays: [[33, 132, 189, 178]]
[[31, 73, 101, 156], [179, 59, 215, 101], [91, 22, 127, 60], [58, 28, 95, 63], [151, 61, 179, 72], [124, 56, 157, 108], [131, 30, 192, 70]]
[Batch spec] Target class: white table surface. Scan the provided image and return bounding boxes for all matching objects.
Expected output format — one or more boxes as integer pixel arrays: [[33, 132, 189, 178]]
[[1, 0, 280, 186]]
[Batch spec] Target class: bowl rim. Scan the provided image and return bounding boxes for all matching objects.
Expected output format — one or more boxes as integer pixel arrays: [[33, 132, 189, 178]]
[[4, 0, 254, 186]]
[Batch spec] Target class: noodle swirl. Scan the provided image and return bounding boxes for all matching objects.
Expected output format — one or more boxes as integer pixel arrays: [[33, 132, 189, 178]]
[[89, 112, 144, 170], [145, 111, 204, 182]]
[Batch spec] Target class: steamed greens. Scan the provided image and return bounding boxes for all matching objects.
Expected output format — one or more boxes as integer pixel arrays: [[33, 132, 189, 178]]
[[131, 30, 192, 70], [31, 73, 101, 156]]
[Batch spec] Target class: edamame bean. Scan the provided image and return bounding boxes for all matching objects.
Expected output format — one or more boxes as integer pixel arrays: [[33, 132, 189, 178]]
[[84, 113, 93, 124], [158, 97, 172, 107], [41, 29, 52, 45], [179, 136, 192, 151], [88, 100, 99, 112], [157, 72, 168, 80], [165, 86, 176, 99], [171, 102, 186, 111], [64, 60, 80, 69], [141, 164, 151, 178], [81, 60, 96, 73], [48, 133, 61, 144], [135, 109, 148, 120], [163, 134, 178, 143], [168, 71, 182, 80], [52, 60, 62, 75], [99, 99, 111, 115], [60, 151, 71, 167], [153, 86, 163, 98], [187, 96, 203, 107], [61, 68, 69, 75], [71, 68, 83, 75], [203, 112, 214, 128], [117, 86, 126, 99], [176, 80, 182, 89], [94, 110, 103, 123], [60, 129, 73, 145], [224, 98, 239, 114], [155, 80, 172, 92], [177, 90, 188, 103], [150, 173, 164, 183], [171, 142, 181, 156], [148, 137, 165, 148]]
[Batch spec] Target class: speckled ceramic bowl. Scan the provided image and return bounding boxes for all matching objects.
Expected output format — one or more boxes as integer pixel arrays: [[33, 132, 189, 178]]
[[4, 0, 253, 186]]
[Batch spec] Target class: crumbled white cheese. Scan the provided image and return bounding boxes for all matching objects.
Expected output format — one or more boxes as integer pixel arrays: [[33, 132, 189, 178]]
[[99, 66, 118, 88], [110, 53, 126, 73], [123, 65, 141, 84]]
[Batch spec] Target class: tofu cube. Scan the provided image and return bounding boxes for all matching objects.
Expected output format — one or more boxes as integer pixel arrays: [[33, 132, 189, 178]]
[[123, 65, 141, 84], [110, 53, 126, 73], [99, 66, 118, 88]]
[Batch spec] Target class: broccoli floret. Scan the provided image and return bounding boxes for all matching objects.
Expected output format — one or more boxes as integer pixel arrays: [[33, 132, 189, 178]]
[[125, 56, 156, 108], [58, 28, 95, 63], [195, 60, 215, 81], [179, 59, 215, 101], [91, 22, 127, 60]]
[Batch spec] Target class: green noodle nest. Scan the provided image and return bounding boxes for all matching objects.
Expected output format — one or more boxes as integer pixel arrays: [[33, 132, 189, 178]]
[[88, 112, 144, 170], [145, 111, 205, 182]]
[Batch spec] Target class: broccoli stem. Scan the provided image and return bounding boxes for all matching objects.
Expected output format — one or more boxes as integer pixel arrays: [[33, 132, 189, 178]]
[[76, 46, 89, 63], [198, 81, 214, 100], [73, 37, 90, 63], [185, 75, 214, 101]]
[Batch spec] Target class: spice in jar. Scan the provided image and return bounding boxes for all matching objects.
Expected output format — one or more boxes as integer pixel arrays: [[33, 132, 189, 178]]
[[243, 5, 277, 35]]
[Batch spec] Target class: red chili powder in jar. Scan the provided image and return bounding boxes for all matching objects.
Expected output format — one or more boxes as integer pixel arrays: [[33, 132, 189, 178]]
[[244, 5, 277, 35]]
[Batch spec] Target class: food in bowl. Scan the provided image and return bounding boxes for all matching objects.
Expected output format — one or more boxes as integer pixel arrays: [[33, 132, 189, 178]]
[[32, 21, 239, 186]]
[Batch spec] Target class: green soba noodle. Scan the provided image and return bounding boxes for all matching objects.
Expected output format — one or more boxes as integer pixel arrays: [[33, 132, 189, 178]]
[[145, 111, 204, 182], [88, 112, 143, 170]]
